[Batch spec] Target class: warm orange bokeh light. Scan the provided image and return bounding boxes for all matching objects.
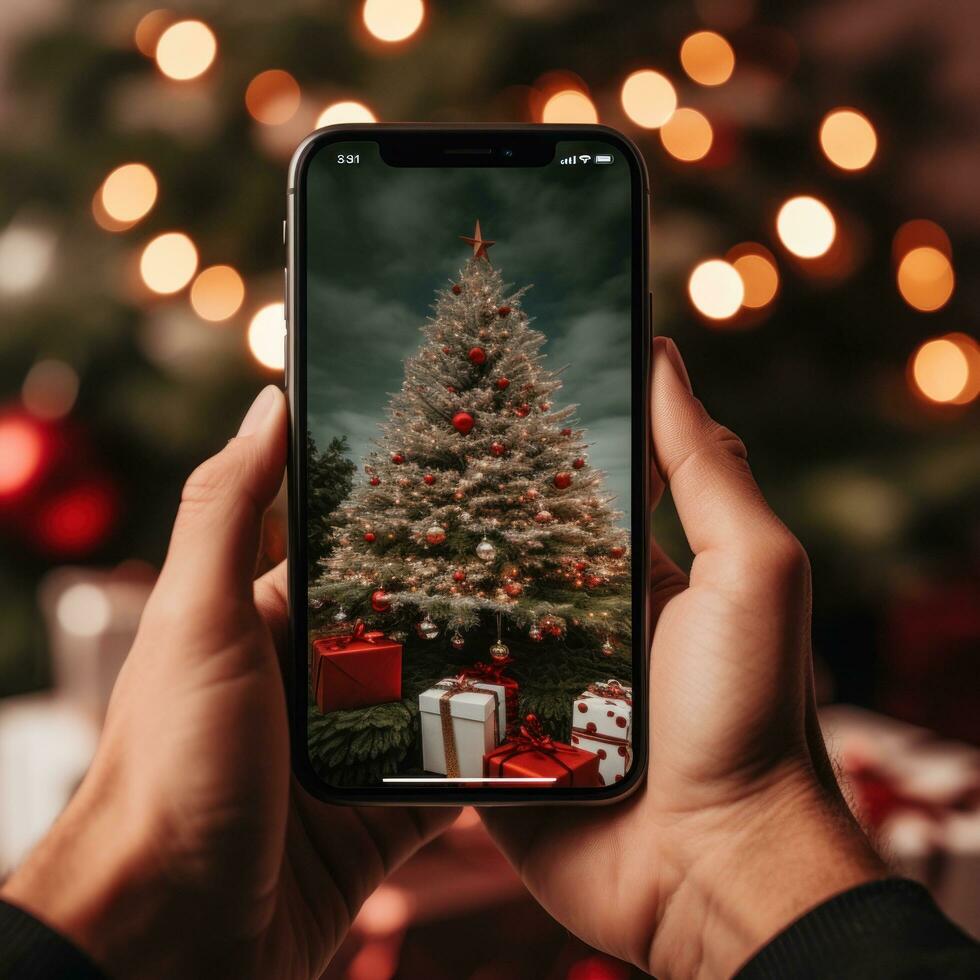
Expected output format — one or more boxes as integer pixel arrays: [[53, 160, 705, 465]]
[[248, 303, 286, 370], [134, 9, 174, 57], [689, 259, 744, 320], [190, 265, 245, 322], [541, 89, 598, 124], [100, 163, 158, 224], [245, 70, 301, 126], [897, 246, 954, 312], [819, 109, 877, 171], [0, 417, 44, 496], [362, 0, 425, 43], [910, 338, 970, 403], [730, 248, 779, 309], [660, 107, 713, 161], [316, 101, 377, 128], [945, 333, 980, 405], [620, 70, 676, 129], [140, 232, 198, 294], [155, 20, 216, 81], [680, 31, 735, 86], [776, 196, 836, 259], [892, 219, 951, 263]]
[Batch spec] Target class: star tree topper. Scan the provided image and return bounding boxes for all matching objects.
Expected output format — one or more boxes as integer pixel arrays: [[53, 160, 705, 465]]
[[460, 219, 495, 262]]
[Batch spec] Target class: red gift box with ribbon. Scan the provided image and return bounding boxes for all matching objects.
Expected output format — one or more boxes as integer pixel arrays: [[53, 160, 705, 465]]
[[484, 714, 601, 787], [458, 656, 519, 737], [311, 620, 402, 713]]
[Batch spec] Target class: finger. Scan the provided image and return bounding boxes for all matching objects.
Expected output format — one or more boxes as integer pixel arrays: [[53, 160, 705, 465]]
[[156, 386, 287, 607], [254, 560, 288, 654], [648, 538, 687, 620], [651, 338, 804, 584]]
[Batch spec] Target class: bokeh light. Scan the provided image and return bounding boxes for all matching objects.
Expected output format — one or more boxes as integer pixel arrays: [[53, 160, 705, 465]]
[[896, 246, 954, 312], [55, 582, 111, 637], [245, 70, 301, 126], [620, 70, 676, 129], [248, 302, 286, 370], [316, 100, 377, 128], [728, 245, 780, 309], [37, 481, 117, 555], [688, 259, 745, 320], [190, 265, 245, 321], [945, 333, 980, 405], [0, 416, 45, 496], [910, 338, 970, 403], [892, 219, 951, 263], [680, 31, 735, 86], [100, 163, 158, 224], [776, 195, 836, 258], [134, 9, 174, 58], [155, 20, 216, 81], [819, 109, 877, 171], [22, 359, 79, 420], [362, 0, 425, 43], [0, 222, 56, 294], [660, 107, 713, 161], [140, 232, 198, 294], [541, 89, 598, 124]]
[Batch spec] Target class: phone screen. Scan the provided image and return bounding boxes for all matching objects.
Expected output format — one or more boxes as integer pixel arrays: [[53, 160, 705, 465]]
[[296, 133, 644, 798]]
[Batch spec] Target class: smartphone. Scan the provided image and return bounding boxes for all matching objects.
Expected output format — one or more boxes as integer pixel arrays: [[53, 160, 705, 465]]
[[286, 124, 650, 804]]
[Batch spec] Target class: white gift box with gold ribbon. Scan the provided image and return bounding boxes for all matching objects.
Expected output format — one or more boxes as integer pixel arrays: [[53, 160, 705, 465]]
[[420, 679, 500, 778]]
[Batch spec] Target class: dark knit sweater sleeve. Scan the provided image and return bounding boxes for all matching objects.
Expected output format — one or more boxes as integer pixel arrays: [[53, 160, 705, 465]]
[[0, 899, 106, 979], [735, 878, 980, 979]]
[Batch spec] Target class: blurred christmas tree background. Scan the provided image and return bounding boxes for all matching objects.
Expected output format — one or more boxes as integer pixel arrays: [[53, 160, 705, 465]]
[[0, 0, 977, 748]]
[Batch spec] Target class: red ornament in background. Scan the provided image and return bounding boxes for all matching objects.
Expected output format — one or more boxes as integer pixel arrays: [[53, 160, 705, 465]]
[[423, 473, 436, 485], [369, 476, 381, 486], [468, 346, 486, 365], [561, 427, 573, 437], [442, 346, 451, 354], [554, 472, 572, 490], [0, 414, 48, 498], [515, 403, 530, 418], [539, 402, 551, 412], [526, 487, 539, 499], [503, 581, 523, 597], [574, 560, 587, 572], [425, 524, 447, 546], [452, 411, 475, 435], [534, 510, 553, 524], [35, 479, 117, 556], [609, 546, 626, 559], [391, 452, 405, 464], [370, 589, 392, 613], [453, 489, 465, 501], [586, 574, 603, 588], [451, 283, 462, 295], [490, 440, 506, 457], [495, 377, 510, 390], [446, 385, 457, 393], [497, 305, 511, 317], [572, 457, 586, 469], [452, 569, 466, 583], [363, 531, 376, 543]]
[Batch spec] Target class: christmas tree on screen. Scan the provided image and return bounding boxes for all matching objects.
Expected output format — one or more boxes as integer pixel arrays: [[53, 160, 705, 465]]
[[308, 223, 632, 784]]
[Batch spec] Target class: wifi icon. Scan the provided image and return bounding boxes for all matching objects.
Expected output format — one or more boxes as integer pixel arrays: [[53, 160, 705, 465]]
[[579, 154, 592, 164]]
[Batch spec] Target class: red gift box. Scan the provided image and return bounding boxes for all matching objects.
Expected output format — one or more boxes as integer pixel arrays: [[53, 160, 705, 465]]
[[312, 620, 402, 712], [458, 656, 519, 736], [483, 714, 601, 787]]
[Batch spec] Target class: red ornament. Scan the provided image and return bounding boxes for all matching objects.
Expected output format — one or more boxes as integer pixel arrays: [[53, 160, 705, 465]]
[[490, 440, 506, 457], [526, 487, 539, 500], [453, 489, 465, 501], [451, 284, 462, 295], [446, 385, 457, 393], [369, 476, 381, 486], [553, 472, 573, 490], [609, 546, 626, 559], [370, 589, 391, 613], [391, 452, 405, 464], [539, 402, 550, 412], [515, 403, 530, 418], [561, 427, 573, 437], [425, 525, 447, 546], [503, 581, 523, 598], [495, 377, 510, 390], [497, 305, 511, 317], [452, 411, 475, 435], [452, 569, 466, 583], [468, 346, 486, 365], [442, 346, 451, 354], [423, 473, 436, 485], [572, 457, 586, 470], [586, 574, 603, 588], [574, 560, 587, 572], [534, 510, 553, 524], [363, 531, 376, 543]]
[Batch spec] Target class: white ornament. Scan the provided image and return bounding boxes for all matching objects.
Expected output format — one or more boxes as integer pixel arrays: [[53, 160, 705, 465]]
[[475, 537, 496, 562], [332, 606, 348, 623]]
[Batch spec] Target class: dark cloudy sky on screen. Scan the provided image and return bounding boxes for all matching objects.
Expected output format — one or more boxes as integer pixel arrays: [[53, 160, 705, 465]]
[[305, 141, 633, 526]]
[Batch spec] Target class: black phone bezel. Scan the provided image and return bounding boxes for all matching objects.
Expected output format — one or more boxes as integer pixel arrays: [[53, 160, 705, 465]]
[[286, 124, 651, 805]]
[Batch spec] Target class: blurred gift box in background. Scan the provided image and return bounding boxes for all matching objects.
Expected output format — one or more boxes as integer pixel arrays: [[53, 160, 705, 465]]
[[0, 0, 977, 974]]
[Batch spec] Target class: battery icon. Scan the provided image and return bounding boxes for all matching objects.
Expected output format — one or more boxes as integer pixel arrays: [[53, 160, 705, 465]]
[[595, 154, 614, 164]]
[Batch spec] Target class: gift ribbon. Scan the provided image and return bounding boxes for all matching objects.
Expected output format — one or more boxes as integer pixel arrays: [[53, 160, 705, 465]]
[[459, 658, 518, 732], [571, 725, 631, 748], [435, 678, 500, 778], [586, 679, 632, 705], [312, 621, 392, 699], [486, 713, 581, 781]]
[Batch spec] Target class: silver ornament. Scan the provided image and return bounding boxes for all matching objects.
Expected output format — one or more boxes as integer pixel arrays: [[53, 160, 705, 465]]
[[475, 537, 496, 562], [389, 631, 408, 643], [310, 597, 324, 609], [332, 606, 348, 623], [601, 638, 615, 657], [451, 632, 465, 650], [528, 625, 543, 642], [489, 641, 509, 661], [417, 615, 440, 641]]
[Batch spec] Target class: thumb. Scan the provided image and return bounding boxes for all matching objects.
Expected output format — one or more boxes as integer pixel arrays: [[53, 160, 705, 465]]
[[155, 385, 287, 609]]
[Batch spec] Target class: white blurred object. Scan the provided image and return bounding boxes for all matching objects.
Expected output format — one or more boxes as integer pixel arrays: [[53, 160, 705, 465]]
[[0, 695, 98, 877], [38, 566, 153, 721], [0, 218, 57, 295], [821, 704, 980, 939]]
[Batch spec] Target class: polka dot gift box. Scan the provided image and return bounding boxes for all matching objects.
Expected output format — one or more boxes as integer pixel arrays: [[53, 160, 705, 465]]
[[571, 679, 633, 787]]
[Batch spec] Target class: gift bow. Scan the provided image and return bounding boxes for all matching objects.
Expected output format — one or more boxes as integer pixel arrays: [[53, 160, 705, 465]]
[[587, 679, 632, 704], [508, 714, 577, 757], [321, 619, 387, 651], [459, 657, 514, 683]]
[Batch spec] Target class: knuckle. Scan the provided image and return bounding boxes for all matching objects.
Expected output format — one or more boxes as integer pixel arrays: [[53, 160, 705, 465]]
[[703, 418, 748, 462], [180, 450, 240, 513], [754, 529, 811, 591]]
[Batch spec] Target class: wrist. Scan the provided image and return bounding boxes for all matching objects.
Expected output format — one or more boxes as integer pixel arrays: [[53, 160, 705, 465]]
[[649, 765, 886, 979]]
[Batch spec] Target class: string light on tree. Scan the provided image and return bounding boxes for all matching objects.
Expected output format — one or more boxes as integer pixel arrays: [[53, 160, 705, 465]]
[[660, 107, 713, 162], [909, 337, 971, 404], [362, 0, 425, 43], [620, 70, 676, 129], [247, 302, 285, 370], [155, 20, 217, 81], [776, 196, 836, 259], [190, 265, 245, 321], [896, 246, 954, 312], [819, 109, 877, 171], [688, 259, 744, 320], [541, 89, 598, 124], [22, 360, 79, 420], [134, 9, 174, 57], [140, 232, 198, 294], [727, 244, 780, 310], [245, 70, 301, 126], [0, 415, 45, 497], [679, 31, 735, 86], [316, 101, 377, 128], [100, 164, 158, 225]]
